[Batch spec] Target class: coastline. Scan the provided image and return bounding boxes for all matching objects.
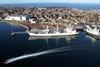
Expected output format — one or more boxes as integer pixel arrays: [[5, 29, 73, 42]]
[[0, 19, 29, 30]]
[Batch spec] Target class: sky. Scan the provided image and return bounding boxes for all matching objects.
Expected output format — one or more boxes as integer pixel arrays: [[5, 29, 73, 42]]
[[0, 0, 100, 4]]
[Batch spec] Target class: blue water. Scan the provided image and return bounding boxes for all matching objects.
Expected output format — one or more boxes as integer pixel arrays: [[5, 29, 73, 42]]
[[0, 23, 100, 67], [0, 3, 100, 10]]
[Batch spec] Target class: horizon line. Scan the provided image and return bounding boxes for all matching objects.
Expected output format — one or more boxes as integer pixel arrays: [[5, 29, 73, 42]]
[[0, 2, 100, 4]]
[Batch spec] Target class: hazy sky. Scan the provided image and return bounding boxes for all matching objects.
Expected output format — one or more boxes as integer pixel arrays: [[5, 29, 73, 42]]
[[0, 0, 100, 4]]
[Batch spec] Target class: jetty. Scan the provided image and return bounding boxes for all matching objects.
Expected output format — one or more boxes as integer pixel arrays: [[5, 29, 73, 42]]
[[11, 32, 27, 36]]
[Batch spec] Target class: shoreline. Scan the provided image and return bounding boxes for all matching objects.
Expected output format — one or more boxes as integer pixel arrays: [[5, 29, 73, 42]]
[[0, 20, 71, 30], [0, 20, 29, 30]]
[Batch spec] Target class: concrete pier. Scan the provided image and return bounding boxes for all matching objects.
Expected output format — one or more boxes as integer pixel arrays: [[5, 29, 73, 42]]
[[11, 32, 27, 36]]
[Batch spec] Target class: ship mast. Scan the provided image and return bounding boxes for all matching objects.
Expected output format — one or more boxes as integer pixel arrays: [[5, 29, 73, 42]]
[[46, 25, 49, 34], [56, 25, 59, 33]]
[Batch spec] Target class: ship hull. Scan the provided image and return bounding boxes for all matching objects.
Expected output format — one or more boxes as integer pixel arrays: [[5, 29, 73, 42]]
[[84, 29, 100, 40], [27, 32, 79, 37]]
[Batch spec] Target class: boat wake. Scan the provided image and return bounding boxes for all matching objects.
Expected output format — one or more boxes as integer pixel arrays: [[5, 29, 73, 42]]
[[3, 47, 79, 64]]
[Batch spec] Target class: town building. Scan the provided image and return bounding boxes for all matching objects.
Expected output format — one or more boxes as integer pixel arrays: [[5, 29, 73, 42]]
[[29, 19, 36, 23], [5, 15, 31, 21]]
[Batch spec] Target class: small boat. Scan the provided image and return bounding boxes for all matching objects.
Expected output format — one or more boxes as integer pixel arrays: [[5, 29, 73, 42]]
[[84, 25, 100, 39], [27, 25, 79, 37]]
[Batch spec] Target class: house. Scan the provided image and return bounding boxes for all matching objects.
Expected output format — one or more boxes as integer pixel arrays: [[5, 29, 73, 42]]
[[5, 15, 31, 21], [29, 19, 36, 23]]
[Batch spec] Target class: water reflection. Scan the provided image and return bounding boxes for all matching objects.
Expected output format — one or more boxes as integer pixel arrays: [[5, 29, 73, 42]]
[[28, 35, 77, 43], [86, 35, 97, 43], [28, 35, 77, 48], [65, 35, 76, 43]]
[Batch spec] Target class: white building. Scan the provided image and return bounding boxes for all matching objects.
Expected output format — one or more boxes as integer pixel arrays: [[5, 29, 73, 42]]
[[5, 15, 29, 21], [29, 19, 36, 23]]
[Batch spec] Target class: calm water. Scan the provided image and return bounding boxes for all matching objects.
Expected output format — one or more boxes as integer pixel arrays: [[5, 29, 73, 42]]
[[0, 23, 100, 67], [0, 3, 100, 10]]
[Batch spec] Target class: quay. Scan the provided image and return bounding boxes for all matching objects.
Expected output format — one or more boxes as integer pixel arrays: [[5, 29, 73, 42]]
[[11, 32, 27, 36]]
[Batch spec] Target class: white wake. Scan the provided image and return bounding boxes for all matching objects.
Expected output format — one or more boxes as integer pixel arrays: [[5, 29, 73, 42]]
[[4, 47, 76, 64]]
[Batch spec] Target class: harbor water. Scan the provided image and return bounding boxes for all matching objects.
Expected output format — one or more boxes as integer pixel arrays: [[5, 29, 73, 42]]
[[0, 23, 100, 67]]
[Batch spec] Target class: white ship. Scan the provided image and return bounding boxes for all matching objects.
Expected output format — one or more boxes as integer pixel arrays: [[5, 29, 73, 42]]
[[27, 25, 79, 37], [84, 25, 100, 39]]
